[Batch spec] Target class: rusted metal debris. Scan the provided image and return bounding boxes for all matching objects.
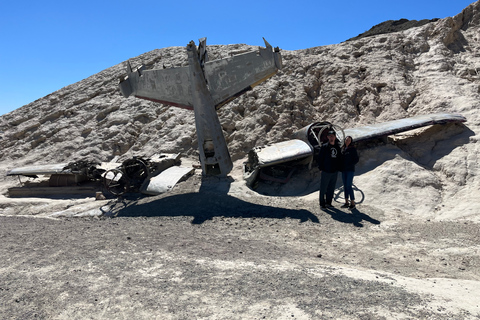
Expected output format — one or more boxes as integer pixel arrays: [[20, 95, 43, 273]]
[[7, 154, 194, 198]]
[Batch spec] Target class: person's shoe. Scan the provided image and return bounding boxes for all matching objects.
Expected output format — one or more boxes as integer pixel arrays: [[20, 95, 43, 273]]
[[349, 202, 356, 209], [320, 205, 327, 210], [326, 203, 334, 208], [341, 202, 349, 208]]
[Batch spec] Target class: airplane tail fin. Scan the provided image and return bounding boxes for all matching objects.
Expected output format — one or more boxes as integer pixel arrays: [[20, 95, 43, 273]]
[[118, 38, 282, 109]]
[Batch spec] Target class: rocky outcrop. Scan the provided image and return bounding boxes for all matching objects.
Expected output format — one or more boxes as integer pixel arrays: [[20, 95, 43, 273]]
[[347, 18, 440, 42]]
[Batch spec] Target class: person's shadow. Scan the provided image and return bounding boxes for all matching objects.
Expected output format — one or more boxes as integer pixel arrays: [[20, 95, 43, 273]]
[[323, 184, 380, 227], [106, 176, 319, 224], [322, 206, 380, 227]]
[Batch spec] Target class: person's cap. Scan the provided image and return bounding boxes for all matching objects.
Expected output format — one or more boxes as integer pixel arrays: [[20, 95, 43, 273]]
[[327, 130, 336, 136]]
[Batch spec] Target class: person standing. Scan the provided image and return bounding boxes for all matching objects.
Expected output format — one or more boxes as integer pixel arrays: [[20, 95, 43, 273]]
[[317, 130, 342, 209], [340, 136, 359, 209]]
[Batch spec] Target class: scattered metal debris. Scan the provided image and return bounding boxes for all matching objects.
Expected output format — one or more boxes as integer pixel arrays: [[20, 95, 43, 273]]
[[7, 154, 194, 198]]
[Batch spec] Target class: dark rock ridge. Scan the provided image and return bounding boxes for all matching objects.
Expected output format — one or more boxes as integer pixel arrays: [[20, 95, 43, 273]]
[[347, 18, 440, 41]]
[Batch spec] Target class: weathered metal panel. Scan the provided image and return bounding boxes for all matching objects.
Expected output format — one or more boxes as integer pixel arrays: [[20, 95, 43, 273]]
[[254, 139, 313, 168], [6, 163, 70, 176], [344, 113, 467, 143], [204, 44, 280, 107], [134, 67, 193, 109], [140, 166, 194, 195]]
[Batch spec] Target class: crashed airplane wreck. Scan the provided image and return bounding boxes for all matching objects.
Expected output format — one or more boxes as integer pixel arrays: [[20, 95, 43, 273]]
[[119, 37, 282, 177], [4, 37, 469, 198], [115, 37, 467, 188], [6, 38, 283, 198], [5, 36, 469, 198]]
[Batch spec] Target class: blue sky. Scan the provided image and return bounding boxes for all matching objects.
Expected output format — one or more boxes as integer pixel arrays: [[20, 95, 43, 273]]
[[0, 0, 475, 115]]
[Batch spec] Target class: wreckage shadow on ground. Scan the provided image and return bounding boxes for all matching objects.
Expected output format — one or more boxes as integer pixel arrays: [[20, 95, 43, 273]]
[[109, 181, 319, 225]]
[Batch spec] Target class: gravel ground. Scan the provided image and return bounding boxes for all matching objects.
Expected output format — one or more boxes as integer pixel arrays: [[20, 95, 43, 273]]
[[1, 174, 479, 319]]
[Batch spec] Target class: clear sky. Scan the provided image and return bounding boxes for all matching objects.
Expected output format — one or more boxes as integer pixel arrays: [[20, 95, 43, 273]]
[[0, 0, 476, 115]]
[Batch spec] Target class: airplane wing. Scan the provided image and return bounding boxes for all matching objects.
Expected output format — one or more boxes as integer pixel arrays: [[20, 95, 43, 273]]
[[244, 112, 467, 186], [7, 163, 70, 176], [248, 139, 313, 168], [344, 113, 466, 143], [119, 38, 282, 110], [243, 140, 313, 185]]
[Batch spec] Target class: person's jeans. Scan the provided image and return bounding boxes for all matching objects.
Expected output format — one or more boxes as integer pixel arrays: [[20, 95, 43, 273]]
[[342, 171, 355, 201], [320, 171, 338, 206]]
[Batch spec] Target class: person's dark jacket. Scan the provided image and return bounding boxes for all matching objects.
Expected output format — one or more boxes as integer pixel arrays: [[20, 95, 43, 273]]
[[317, 142, 342, 173], [342, 146, 359, 172]]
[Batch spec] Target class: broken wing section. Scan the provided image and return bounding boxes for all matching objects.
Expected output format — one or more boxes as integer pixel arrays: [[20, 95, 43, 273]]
[[243, 139, 313, 186], [119, 63, 194, 109], [204, 38, 282, 109], [7, 163, 70, 176], [250, 140, 314, 168], [243, 113, 467, 187], [344, 113, 467, 143], [140, 166, 195, 195]]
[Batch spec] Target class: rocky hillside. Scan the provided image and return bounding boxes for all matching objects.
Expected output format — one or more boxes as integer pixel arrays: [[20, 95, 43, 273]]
[[1, 1, 479, 218]]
